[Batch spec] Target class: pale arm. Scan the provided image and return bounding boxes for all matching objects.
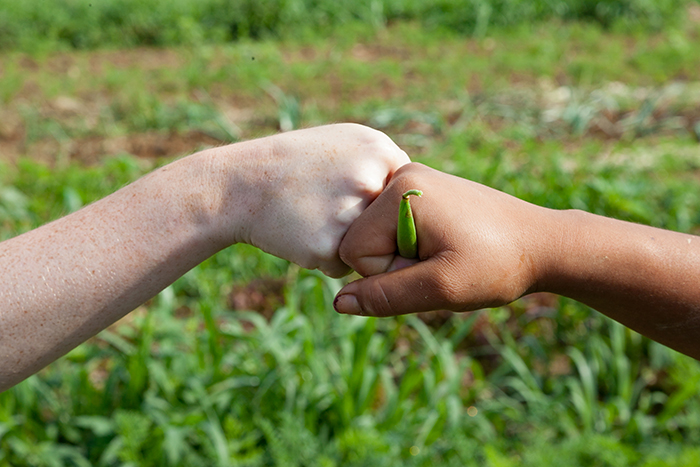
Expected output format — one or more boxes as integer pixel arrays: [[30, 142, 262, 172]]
[[0, 154, 214, 389], [0, 124, 410, 391]]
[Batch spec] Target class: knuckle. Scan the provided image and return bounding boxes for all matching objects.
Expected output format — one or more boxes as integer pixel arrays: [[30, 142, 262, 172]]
[[392, 165, 425, 191]]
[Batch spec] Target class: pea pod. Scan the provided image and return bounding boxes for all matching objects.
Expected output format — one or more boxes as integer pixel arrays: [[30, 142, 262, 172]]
[[397, 189, 422, 259]]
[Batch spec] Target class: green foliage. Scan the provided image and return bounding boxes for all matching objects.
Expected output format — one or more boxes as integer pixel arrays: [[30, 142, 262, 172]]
[[1, 153, 700, 464], [0, 0, 693, 53], [424, 130, 700, 231], [108, 93, 240, 141], [3, 8, 700, 466]]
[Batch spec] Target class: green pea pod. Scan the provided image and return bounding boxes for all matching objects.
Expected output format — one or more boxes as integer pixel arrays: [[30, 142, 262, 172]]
[[397, 189, 422, 259]]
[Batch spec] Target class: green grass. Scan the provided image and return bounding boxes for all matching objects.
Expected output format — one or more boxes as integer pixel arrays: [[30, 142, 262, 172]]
[[2, 9, 700, 467], [4, 20, 700, 162], [0, 0, 693, 53], [1, 154, 700, 465], [2, 127, 700, 466]]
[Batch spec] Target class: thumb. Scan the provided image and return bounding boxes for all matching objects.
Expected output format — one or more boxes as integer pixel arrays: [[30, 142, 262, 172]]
[[333, 257, 455, 317]]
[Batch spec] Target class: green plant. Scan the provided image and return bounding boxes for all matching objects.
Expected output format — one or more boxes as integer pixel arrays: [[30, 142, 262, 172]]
[[3, 8, 700, 464], [0, 0, 692, 53]]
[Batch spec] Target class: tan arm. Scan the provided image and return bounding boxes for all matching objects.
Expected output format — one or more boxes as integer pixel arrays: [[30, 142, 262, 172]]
[[336, 163, 700, 359], [542, 209, 700, 358]]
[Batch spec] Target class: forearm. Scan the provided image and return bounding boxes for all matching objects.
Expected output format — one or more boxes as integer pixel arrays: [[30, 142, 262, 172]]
[[0, 145, 254, 390], [336, 163, 700, 359], [0, 123, 410, 391], [540, 209, 700, 358]]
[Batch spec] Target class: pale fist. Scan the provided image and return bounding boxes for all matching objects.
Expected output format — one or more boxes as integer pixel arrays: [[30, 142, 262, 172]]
[[236, 124, 410, 277]]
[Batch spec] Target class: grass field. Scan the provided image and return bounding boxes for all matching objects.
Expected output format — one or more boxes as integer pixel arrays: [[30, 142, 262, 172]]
[[2, 2, 700, 466]]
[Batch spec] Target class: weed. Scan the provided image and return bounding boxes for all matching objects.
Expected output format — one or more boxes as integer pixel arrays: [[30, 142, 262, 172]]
[[0, 0, 693, 53], [2, 7, 700, 465]]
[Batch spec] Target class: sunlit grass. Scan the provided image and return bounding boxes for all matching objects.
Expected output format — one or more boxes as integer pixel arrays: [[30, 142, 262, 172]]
[[2, 7, 700, 466]]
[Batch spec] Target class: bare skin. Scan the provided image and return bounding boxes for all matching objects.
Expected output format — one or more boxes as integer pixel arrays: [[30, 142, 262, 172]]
[[0, 123, 410, 392], [335, 163, 700, 360]]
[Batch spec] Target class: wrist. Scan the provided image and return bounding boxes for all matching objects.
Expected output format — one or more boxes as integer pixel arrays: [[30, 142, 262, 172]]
[[525, 207, 578, 296], [533, 208, 596, 297], [201, 136, 277, 248], [163, 138, 268, 251]]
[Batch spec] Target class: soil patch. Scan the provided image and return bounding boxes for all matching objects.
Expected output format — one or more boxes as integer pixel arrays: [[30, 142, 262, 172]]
[[0, 130, 223, 166]]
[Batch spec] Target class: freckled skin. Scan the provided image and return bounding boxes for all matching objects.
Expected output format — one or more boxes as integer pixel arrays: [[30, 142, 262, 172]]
[[336, 163, 700, 360], [0, 123, 410, 391]]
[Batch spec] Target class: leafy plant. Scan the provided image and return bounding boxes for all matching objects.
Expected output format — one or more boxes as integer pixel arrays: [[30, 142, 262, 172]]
[[0, 0, 692, 53], [3, 7, 700, 465]]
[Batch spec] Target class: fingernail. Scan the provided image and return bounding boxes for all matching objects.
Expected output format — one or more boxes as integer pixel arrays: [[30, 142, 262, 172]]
[[334, 294, 363, 315]]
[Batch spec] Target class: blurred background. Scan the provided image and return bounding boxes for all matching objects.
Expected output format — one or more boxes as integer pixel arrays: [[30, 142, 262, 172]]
[[1, 1, 700, 465]]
